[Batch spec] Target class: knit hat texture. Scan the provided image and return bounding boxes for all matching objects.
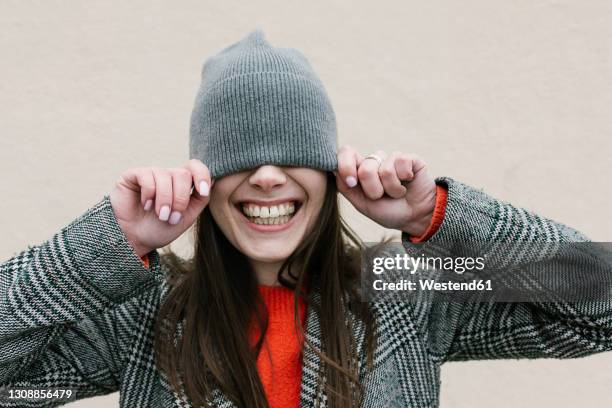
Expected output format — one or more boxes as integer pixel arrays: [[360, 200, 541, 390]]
[[189, 29, 338, 179]]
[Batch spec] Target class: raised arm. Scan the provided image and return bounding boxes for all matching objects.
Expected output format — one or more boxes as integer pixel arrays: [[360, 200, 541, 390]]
[[0, 195, 164, 406], [333, 145, 612, 364], [401, 176, 612, 363]]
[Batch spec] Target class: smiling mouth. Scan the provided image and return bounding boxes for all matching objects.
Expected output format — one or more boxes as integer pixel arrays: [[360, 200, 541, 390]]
[[239, 201, 301, 225]]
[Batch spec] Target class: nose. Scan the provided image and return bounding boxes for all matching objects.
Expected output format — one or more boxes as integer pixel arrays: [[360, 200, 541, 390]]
[[248, 165, 287, 193]]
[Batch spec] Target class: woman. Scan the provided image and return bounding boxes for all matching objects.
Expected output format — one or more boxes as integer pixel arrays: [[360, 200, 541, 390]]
[[1, 29, 611, 408]]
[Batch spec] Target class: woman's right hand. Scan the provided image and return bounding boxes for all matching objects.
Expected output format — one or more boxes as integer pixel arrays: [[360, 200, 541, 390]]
[[109, 159, 213, 257]]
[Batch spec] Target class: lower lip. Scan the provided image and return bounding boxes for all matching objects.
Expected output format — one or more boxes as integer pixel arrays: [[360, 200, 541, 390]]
[[236, 206, 300, 233]]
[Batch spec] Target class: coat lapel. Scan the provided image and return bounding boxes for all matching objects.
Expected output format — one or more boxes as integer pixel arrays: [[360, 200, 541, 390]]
[[298, 284, 368, 408], [299, 286, 327, 407]]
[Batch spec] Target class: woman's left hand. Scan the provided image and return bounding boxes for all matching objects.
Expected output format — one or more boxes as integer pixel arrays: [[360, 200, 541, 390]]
[[335, 146, 437, 237]]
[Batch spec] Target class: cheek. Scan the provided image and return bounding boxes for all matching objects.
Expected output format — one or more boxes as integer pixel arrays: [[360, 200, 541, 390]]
[[207, 195, 223, 227], [303, 205, 324, 237], [208, 195, 236, 243], [307, 184, 327, 220]]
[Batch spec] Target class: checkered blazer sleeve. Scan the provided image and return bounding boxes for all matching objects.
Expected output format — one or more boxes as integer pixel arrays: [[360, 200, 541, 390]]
[[401, 177, 612, 363], [0, 195, 164, 406]]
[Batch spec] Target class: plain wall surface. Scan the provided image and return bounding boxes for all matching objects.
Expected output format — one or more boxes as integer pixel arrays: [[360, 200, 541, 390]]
[[1, 1, 611, 406]]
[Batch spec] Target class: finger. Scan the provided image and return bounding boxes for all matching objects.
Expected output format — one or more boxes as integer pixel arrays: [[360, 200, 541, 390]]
[[137, 169, 156, 211], [394, 153, 415, 183], [181, 161, 211, 222], [357, 150, 386, 200], [167, 168, 193, 225], [119, 167, 156, 211], [337, 145, 360, 188], [410, 154, 428, 174], [184, 159, 212, 197], [379, 152, 407, 199], [335, 171, 367, 212], [151, 167, 173, 222]]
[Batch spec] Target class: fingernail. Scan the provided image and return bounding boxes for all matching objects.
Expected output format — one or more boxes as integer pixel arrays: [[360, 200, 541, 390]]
[[346, 176, 357, 188], [169, 211, 182, 225], [143, 199, 153, 211], [199, 181, 210, 197], [159, 205, 170, 221]]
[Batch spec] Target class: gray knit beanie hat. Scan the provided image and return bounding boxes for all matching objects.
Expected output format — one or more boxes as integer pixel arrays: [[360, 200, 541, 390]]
[[189, 29, 338, 179]]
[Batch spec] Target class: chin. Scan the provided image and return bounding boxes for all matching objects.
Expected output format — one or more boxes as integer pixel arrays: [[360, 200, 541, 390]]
[[240, 244, 295, 264]]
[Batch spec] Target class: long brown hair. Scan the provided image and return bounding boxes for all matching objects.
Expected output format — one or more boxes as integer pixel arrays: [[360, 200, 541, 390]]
[[154, 171, 378, 407]]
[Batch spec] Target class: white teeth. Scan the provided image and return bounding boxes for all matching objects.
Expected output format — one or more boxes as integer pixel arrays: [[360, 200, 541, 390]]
[[241, 201, 298, 224], [252, 215, 291, 225]]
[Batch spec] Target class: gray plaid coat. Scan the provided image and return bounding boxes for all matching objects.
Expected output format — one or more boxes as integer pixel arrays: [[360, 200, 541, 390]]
[[1, 176, 611, 407]]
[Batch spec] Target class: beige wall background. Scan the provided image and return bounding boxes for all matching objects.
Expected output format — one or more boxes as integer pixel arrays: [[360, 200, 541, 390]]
[[1, 1, 611, 406]]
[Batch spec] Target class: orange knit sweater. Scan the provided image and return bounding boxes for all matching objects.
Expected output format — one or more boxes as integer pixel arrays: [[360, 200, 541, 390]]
[[249, 286, 307, 408], [138, 184, 448, 406]]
